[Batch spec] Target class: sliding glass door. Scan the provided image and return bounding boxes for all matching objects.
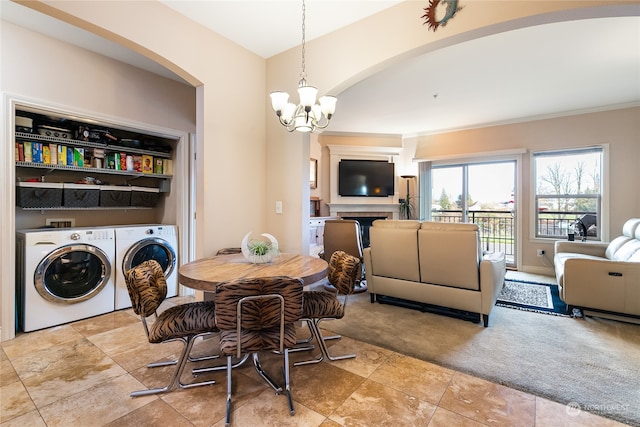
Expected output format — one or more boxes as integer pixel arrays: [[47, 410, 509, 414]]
[[428, 161, 516, 267]]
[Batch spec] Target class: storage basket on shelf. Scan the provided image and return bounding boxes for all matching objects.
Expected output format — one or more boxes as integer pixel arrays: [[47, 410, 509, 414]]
[[16, 182, 63, 208], [63, 183, 100, 208], [130, 186, 160, 207], [99, 185, 132, 207]]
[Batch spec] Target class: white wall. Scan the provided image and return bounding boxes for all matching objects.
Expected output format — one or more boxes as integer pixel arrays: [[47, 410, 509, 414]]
[[411, 106, 640, 272], [1, 0, 266, 341], [264, 0, 637, 255]]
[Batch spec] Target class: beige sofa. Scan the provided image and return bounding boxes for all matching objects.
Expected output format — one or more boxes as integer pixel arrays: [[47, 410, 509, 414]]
[[554, 218, 640, 319], [363, 220, 506, 327]]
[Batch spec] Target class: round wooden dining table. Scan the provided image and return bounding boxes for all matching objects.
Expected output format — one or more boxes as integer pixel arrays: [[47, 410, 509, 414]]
[[178, 252, 328, 292]]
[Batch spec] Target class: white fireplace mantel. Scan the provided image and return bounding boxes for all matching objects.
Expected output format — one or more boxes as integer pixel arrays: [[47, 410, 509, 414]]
[[328, 203, 400, 219]]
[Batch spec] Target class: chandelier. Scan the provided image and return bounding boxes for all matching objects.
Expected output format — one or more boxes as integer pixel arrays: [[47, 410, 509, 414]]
[[269, 0, 337, 133]]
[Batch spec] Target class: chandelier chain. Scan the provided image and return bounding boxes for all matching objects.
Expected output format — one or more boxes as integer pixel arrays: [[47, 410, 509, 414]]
[[269, 0, 336, 133], [300, 0, 306, 83]]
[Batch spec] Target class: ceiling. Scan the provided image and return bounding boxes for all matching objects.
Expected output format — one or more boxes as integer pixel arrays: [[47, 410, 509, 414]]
[[2, 1, 639, 136]]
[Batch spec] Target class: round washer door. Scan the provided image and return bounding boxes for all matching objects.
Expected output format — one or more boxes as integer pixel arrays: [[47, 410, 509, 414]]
[[123, 237, 176, 278], [34, 244, 111, 304]]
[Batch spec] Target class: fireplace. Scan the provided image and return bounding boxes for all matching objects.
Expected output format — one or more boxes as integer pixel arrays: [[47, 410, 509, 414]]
[[342, 216, 387, 247], [327, 203, 399, 247]]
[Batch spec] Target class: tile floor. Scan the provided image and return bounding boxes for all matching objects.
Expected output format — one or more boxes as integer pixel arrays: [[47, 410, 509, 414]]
[[1, 291, 630, 427]]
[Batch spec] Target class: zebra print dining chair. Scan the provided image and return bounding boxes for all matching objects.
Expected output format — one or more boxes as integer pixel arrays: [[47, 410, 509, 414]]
[[295, 250, 360, 366], [214, 276, 304, 426], [124, 259, 218, 397]]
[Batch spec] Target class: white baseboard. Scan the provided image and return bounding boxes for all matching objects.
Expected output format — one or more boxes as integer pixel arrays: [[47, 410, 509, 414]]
[[518, 265, 555, 277]]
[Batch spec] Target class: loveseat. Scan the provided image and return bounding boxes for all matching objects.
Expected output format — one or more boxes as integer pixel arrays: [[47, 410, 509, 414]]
[[554, 218, 640, 320], [363, 220, 506, 326]]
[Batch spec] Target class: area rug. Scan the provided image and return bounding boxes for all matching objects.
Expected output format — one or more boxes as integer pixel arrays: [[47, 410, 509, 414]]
[[497, 280, 568, 316], [324, 290, 640, 426]]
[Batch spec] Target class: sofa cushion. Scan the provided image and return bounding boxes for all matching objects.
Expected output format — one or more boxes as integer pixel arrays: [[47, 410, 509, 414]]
[[418, 222, 481, 290], [605, 236, 633, 259], [373, 219, 421, 230], [420, 221, 483, 260], [605, 219, 640, 260], [369, 220, 421, 282], [554, 252, 609, 287], [622, 218, 640, 237], [419, 221, 479, 233], [610, 240, 640, 261]]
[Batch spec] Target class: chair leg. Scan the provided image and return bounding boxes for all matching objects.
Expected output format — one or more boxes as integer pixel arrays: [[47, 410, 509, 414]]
[[291, 319, 339, 360], [294, 321, 325, 366], [148, 353, 219, 369], [192, 353, 250, 375], [314, 319, 356, 362], [252, 353, 283, 393], [148, 333, 219, 368], [295, 320, 314, 345], [283, 349, 295, 415], [131, 335, 216, 397], [225, 355, 232, 427], [294, 319, 356, 366], [147, 359, 178, 368], [290, 320, 316, 353]]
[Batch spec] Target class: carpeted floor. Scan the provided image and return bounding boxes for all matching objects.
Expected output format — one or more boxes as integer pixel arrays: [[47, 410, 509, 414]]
[[324, 279, 640, 426]]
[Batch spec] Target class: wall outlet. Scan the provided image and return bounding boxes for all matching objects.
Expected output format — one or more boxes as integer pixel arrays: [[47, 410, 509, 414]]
[[275, 200, 283, 214], [537, 249, 545, 257]]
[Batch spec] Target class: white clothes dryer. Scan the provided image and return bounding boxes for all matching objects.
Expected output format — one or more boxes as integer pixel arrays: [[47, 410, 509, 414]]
[[16, 227, 116, 332], [115, 224, 178, 309]]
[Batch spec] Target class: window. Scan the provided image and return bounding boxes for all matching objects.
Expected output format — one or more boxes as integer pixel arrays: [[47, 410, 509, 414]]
[[426, 160, 517, 267], [534, 147, 603, 240]]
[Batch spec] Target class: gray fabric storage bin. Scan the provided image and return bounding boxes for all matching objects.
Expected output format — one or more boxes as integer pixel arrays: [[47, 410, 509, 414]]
[[130, 186, 160, 207], [63, 183, 100, 207], [16, 182, 63, 208], [100, 185, 131, 207]]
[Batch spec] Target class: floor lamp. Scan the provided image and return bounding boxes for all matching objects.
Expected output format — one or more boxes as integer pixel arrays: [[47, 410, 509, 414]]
[[400, 175, 416, 219]]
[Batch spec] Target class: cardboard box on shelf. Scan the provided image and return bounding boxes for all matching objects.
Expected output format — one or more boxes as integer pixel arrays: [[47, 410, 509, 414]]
[[154, 158, 163, 174], [141, 155, 153, 174], [57, 145, 66, 165]]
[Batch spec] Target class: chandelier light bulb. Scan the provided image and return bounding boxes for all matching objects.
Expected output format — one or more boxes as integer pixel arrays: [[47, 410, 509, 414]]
[[282, 103, 296, 122], [269, 91, 289, 113], [319, 96, 337, 117], [297, 85, 318, 109]]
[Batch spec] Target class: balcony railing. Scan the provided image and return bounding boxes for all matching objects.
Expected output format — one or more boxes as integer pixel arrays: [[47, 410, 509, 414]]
[[430, 208, 598, 266], [431, 210, 515, 259], [536, 211, 599, 239]]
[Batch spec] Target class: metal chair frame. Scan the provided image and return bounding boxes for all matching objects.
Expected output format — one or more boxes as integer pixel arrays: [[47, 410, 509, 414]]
[[126, 260, 219, 397], [220, 291, 299, 426], [295, 251, 359, 366], [294, 291, 355, 366], [132, 327, 218, 397]]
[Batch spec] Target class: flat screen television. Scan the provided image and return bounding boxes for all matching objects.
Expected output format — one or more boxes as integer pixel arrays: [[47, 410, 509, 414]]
[[338, 160, 395, 197]]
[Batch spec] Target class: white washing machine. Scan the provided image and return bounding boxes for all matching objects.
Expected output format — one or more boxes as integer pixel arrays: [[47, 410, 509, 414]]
[[16, 228, 116, 332], [115, 224, 178, 309]]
